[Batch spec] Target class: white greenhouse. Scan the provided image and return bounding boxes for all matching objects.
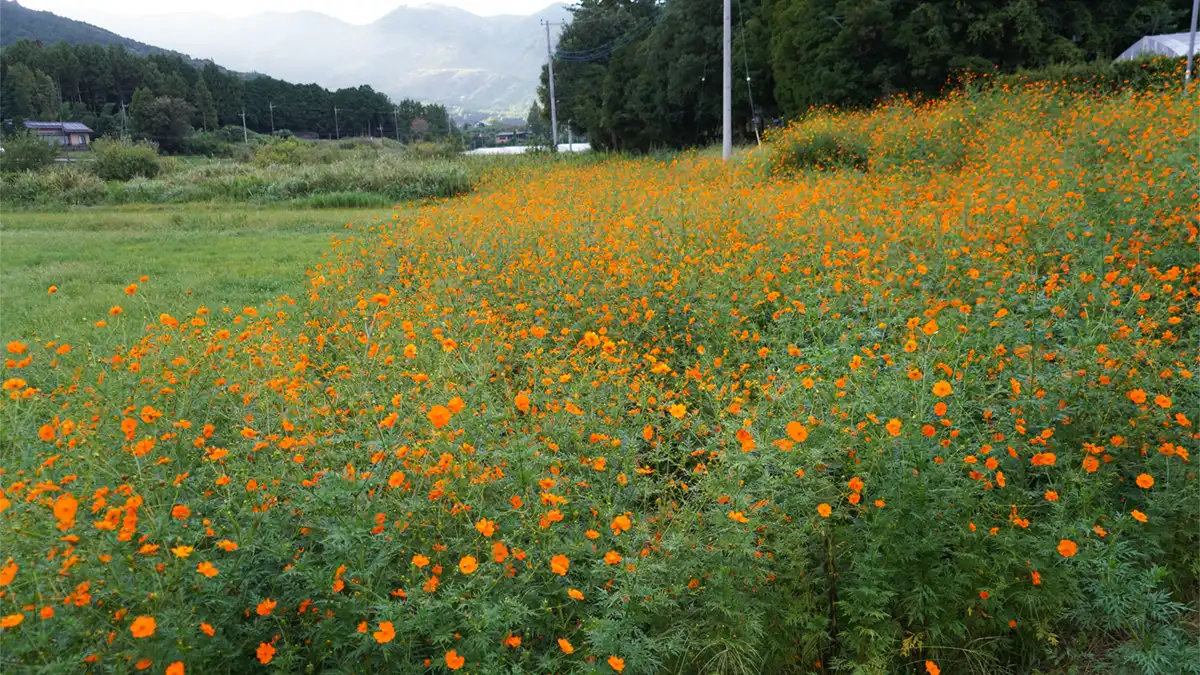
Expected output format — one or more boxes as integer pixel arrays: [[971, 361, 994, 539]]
[[1115, 32, 1198, 62]]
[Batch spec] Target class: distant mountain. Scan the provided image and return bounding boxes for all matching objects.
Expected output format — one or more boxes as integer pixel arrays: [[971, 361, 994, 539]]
[[1, 0, 186, 61], [57, 3, 572, 115]]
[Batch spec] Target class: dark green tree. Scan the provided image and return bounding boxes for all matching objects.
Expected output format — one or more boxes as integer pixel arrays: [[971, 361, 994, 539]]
[[191, 77, 218, 131]]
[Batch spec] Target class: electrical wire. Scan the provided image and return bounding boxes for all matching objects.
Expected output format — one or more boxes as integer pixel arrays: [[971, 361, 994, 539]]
[[735, 0, 760, 145], [552, 14, 660, 62]]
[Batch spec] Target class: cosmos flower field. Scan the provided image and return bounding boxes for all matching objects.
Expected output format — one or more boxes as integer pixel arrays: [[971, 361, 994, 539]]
[[2, 75, 1197, 674]]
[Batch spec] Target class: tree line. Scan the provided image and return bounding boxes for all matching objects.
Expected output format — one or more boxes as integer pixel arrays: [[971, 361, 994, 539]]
[[542, 0, 1191, 152], [0, 39, 457, 151]]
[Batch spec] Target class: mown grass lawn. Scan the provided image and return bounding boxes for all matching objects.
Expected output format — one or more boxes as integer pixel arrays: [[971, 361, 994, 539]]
[[0, 205, 392, 344]]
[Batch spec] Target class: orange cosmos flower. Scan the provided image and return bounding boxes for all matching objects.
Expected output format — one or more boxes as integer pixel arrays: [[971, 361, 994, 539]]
[[817, 503, 832, 518], [925, 661, 941, 675], [124, 283, 138, 295], [196, 561, 219, 578], [567, 588, 584, 600], [515, 393, 530, 412], [1126, 389, 1147, 404], [558, 638, 575, 653], [608, 655, 626, 672], [256, 599, 277, 616], [1154, 394, 1171, 408], [459, 556, 479, 574], [427, 405, 452, 429], [200, 622, 215, 637], [166, 662, 184, 675], [1031, 452, 1056, 466], [611, 514, 632, 534], [412, 553, 430, 567], [1131, 510, 1147, 523], [491, 540, 509, 563], [373, 621, 396, 644], [0, 562, 16, 586], [550, 554, 570, 575], [445, 650, 465, 670], [728, 511, 749, 524], [786, 421, 808, 443], [171, 504, 190, 519], [1, 613, 25, 629], [669, 403, 687, 419], [604, 550, 623, 565], [256, 642, 275, 664], [885, 419, 902, 437], [931, 381, 952, 397], [475, 518, 497, 537], [129, 615, 156, 638], [171, 546, 193, 558], [1057, 539, 1078, 557], [1135, 473, 1154, 489], [53, 493, 78, 530]]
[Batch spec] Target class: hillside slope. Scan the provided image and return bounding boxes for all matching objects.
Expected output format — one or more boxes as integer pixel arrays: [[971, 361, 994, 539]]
[[1, 0, 176, 57], [48, 3, 570, 114]]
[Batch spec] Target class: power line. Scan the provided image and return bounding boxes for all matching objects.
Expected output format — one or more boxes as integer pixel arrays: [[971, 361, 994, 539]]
[[736, 0, 760, 145]]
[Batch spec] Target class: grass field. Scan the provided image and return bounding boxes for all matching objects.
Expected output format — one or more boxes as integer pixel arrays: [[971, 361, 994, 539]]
[[0, 206, 386, 342], [1, 78, 1197, 675]]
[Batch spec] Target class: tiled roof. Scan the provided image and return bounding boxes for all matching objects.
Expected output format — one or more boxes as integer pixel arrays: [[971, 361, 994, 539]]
[[22, 121, 93, 133]]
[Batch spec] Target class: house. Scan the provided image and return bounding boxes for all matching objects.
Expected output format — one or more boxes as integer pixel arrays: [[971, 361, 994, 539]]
[[23, 121, 93, 149], [494, 131, 530, 145]]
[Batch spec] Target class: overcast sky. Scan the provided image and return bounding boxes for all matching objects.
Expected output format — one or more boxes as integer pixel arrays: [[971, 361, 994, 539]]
[[18, 0, 557, 23]]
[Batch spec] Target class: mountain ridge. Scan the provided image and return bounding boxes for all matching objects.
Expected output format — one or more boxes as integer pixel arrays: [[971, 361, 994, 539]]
[[0, 0, 225, 71], [23, 2, 572, 114]]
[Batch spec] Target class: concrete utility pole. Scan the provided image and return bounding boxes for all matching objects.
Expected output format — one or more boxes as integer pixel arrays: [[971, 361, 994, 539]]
[[543, 20, 560, 150], [268, 102, 275, 135], [119, 101, 128, 140], [240, 109, 248, 143], [722, 0, 732, 161], [334, 107, 341, 140], [1187, 0, 1199, 85], [393, 108, 401, 142]]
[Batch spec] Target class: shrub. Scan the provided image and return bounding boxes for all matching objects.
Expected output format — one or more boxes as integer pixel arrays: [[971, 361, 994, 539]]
[[180, 133, 236, 158], [769, 127, 869, 173], [407, 141, 457, 160], [0, 131, 58, 173], [252, 137, 313, 167], [42, 165, 105, 205], [91, 138, 162, 181]]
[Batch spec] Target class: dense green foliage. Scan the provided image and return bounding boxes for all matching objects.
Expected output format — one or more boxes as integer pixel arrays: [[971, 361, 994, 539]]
[[0, 130, 58, 173], [0, 150, 475, 208], [0, 39, 457, 146], [90, 138, 161, 181], [543, 0, 1193, 151]]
